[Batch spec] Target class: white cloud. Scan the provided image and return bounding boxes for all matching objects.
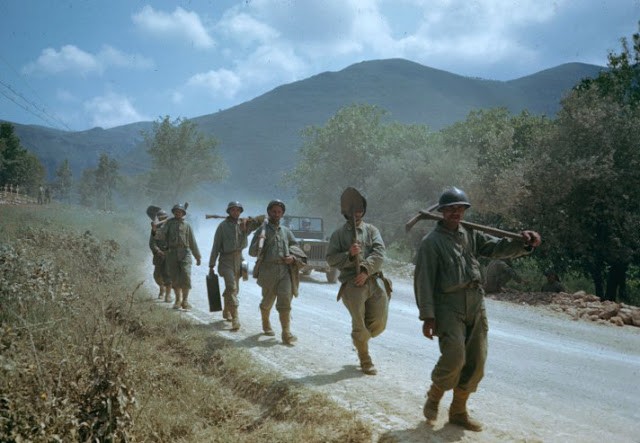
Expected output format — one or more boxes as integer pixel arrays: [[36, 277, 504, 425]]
[[132, 5, 214, 49], [23, 45, 153, 76], [23, 45, 101, 75], [186, 69, 242, 99], [84, 92, 150, 128], [218, 12, 279, 47]]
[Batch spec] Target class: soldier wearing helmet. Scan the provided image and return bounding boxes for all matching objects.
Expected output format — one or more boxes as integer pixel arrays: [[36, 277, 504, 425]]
[[414, 186, 541, 432], [149, 209, 173, 303], [153, 202, 201, 311], [209, 201, 264, 330], [326, 187, 390, 376], [249, 199, 302, 345]]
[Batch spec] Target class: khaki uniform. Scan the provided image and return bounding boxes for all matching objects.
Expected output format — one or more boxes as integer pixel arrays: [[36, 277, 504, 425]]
[[149, 229, 171, 288], [326, 221, 389, 370], [249, 222, 298, 312], [209, 217, 263, 311], [414, 222, 531, 392], [155, 218, 201, 290], [484, 259, 522, 293]]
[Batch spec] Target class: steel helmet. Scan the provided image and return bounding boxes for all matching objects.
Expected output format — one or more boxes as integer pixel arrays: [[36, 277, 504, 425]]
[[172, 203, 187, 215], [436, 187, 471, 212], [267, 199, 286, 213], [226, 201, 244, 214], [156, 209, 168, 219]]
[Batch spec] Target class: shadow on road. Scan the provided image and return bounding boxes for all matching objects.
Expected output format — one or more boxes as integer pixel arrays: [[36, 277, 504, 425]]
[[378, 420, 464, 443], [289, 365, 364, 386], [235, 333, 280, 348]]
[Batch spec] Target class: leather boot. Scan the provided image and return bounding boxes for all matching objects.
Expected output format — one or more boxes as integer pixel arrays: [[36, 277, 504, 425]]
[[181, 288, 192, 310], [279, 311, 297, 345], [230, 306, 241, 331], [449, 387, 483, 432], [423, 383, 445, 421], [164, 285, 173, 303], [173, 288, 182, 309], [355, 342, 376, 375], [158, 286, 164, 299], [261, 307, 275, 336], [222, 304, 232, 322]]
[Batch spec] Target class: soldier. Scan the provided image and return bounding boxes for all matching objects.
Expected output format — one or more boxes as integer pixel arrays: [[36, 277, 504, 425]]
[[483, 259, 524, 293], [208, 201, 263, 331], [38, 185, 44, 204], [414, 187, 541, 431], [152, 203, 201, 310], [149, 209, 173, 303], [249, 200, 301, 345], [326, 188, 390, 376]]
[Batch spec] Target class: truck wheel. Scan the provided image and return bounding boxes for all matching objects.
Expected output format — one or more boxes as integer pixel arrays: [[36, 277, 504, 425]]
[[326, 268, 339, 283]]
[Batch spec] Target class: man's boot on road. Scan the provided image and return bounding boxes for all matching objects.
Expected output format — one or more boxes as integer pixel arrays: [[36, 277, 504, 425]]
[[181, 288, 192, 310], [423, 383, 445, 421], [158, 286, 164, 300], [355, 341, 377, 375], [230, 306, 241, 331], [222, 303, 232, 321], [449, 387, 483, 432], [173, 288, 182, 310], [164, 285, 173, 303], [279, 311, 297, 345], [261, 307, 275, 336]]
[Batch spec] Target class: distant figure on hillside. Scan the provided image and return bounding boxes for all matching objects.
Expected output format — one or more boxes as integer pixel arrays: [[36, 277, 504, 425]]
[[38, 186, 45, 204], [484, 259, 524, 293], [44, 186, 51, 203], [541, 269, 566, 293]]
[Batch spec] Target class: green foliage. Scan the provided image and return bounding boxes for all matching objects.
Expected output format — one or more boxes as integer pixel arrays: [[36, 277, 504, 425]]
[[75, 154, 120, 210], [0, 122, 46, 194], [144, 116, 229, 204], [55, 158, 73, 201]]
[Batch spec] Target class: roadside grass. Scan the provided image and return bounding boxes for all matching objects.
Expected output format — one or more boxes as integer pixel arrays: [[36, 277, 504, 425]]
[[0, 203, 372, 442]]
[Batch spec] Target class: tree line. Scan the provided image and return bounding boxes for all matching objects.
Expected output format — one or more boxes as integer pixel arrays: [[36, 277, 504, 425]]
[[285, 24, 640, 303]]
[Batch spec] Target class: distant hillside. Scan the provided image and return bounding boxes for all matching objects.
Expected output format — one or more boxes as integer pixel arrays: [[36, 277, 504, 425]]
[[6, 58, 604, 197]]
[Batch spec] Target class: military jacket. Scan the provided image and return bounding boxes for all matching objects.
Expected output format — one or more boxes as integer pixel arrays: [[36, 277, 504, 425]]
[[149, 230, 169, 254], [209, 218, 249, 266], [326, 221, 385, 284], [414, 222, 531, 320], [155, 218, 201, 260]]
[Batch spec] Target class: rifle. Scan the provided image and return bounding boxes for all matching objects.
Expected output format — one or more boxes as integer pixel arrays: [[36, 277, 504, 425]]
[[405, 208, 523, 240]]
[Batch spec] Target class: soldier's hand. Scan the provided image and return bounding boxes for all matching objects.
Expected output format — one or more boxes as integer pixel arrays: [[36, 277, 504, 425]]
[[349, 242, 361, 257], [209, 264, 215, 272], [423, 318, 436, 340], [282, 255, 294, 265], [353, 271, 368, 287], [521, 230, 541, 247], [155, 250, 165, 257]]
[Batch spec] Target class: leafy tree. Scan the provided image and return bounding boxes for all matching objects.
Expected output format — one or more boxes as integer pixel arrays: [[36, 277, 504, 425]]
[[522, 28, 640, 302], [0, 122, 46, 193], [55, 158, 73, 201], [77, 168, 96, 208], [95, 154, 119, 211], [283, 104, 389, 224], [144, 116, 228, 204]]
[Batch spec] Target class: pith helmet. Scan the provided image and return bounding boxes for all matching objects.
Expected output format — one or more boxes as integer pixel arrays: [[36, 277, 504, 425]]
[[267, 199, 286, 213], [226, 201, 244, 214], [436, 187, 471, 212], [172, 203, 187, 215]]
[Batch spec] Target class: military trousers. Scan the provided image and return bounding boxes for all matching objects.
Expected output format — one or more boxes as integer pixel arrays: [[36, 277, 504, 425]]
[[341, 276, 389, 350], [166, 248, 193, 290], [153, 255, 171, 286], [258, 263, 293, 313], [219, 252, 242, 308], [432, 288, 488, 392]]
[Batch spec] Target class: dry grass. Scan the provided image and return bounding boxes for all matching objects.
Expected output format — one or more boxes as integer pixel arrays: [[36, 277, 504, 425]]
[[0, 203, 372, 442]]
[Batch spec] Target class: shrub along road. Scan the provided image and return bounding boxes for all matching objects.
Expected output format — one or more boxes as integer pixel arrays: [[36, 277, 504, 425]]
[[149, 254, 640, 443]]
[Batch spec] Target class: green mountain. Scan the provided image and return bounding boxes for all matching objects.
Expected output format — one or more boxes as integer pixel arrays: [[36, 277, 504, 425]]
[[5, 58, 604, 196]]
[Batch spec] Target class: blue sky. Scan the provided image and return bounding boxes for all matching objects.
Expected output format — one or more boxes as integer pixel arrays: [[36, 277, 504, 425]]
[[1, 0, 639, 131]]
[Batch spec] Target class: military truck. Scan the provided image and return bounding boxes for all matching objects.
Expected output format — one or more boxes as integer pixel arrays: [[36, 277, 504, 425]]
[[283, 215, 339, 283]]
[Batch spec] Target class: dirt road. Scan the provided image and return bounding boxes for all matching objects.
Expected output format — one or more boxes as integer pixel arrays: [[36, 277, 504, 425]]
[[156, 252, 640, 443]]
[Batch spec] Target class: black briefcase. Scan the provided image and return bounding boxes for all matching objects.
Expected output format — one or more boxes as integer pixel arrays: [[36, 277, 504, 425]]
[[206, 271, 222, 312]]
